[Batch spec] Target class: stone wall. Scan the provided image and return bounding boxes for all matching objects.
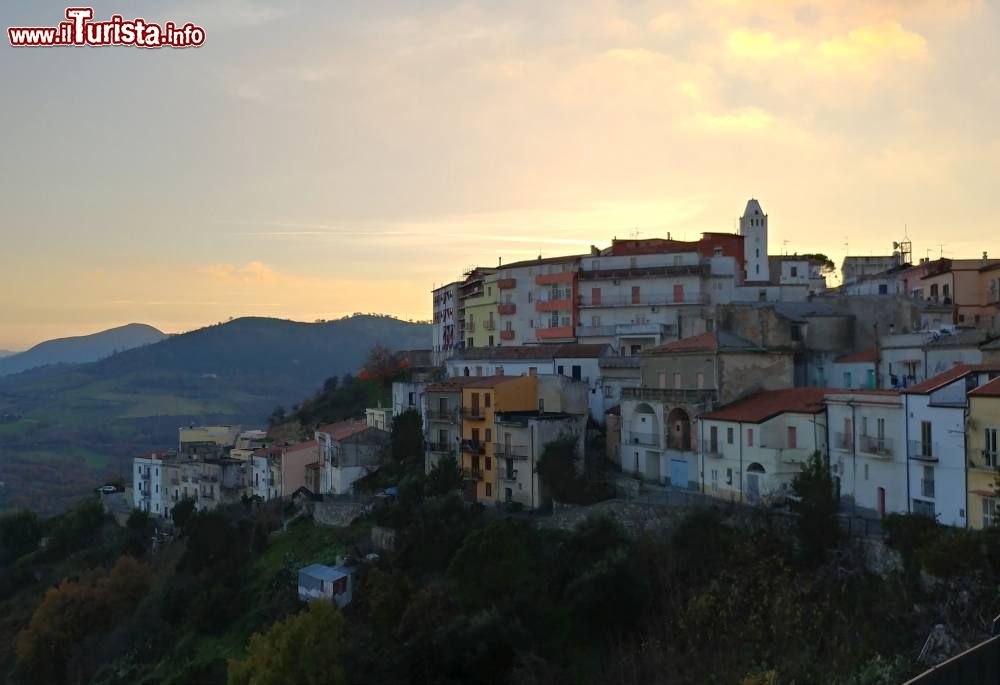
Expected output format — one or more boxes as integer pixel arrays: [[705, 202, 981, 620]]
[[313, 500, 368, 527]]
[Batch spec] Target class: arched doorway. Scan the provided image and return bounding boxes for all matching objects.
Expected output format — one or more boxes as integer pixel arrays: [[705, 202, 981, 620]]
[[746, 463, 765, 504], [666, 407, 692, 451], [463, 367, 470, 376]]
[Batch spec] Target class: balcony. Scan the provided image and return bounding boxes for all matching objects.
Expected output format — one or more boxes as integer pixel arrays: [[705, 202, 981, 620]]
[[832, 432, 853, 451], [921, 478, 935, 498], [975, 450, 999, 470], [499, 467, 519, 482], [461, 407, 487, 420], [578, 293, 710, 307], [622, 387, 717, 404], [626, 431, 659, 447], [535, 272, 575, 285], [535, 298, 573, 313], [498, 303, 517, 315], [701, 440, 723, 458], [908, 440, 939, 462], [497, 278, 517, 290], [462, 468, 484, 481], [494, 443, 530, 460], [465, 321, 476, 332], [461, 440, 486, 454], [535, 326, 574, 340], [579, 263, 710, 281], [483, 320, 496, 331], [426, 409, 458, 423], [500, 329, 515, 341], [859, 435, 893, 458], [578, 322, 677, 339], [425, 441, 454, 453]]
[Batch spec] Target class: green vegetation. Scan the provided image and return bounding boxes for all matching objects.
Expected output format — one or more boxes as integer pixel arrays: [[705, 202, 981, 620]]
[[788, 450, 840, 565], [536, 434, 613, 505]]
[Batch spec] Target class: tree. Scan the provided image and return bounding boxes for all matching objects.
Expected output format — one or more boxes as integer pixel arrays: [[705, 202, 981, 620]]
[[789, 451, 840, 565], [323, 375, 340, 393], [0, 509, 42, 562], [360, 345, 399, 386], [268, 405, 287, 426], [425, 455, 463, 497], [171, 497, 196, 532], [227, 601, 347, 685], [391, 409, 424, 464]]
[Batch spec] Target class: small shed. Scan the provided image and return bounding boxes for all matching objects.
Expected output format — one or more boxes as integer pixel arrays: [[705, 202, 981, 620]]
[[298, 564, 353, 608]]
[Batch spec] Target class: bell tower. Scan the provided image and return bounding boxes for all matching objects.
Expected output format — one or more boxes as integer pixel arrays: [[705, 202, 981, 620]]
[[740, 198, 769, 282]]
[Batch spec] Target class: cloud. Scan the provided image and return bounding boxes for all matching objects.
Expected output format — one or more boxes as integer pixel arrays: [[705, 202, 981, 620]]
[[816, 22, 928, 68], [696, 107, 775, 132], [198, 261, 280, 284], [728, 28, 802, 60]]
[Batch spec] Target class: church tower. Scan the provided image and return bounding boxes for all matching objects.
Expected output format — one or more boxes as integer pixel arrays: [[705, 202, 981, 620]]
[[740, 198, 769, 282]]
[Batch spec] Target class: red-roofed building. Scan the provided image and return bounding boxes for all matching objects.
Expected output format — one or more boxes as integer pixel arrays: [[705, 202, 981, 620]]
[[315, 421, 389, 495], [965, 374, 1000, 529], [250, 441, 320, 501], [698, 388, 831, 504], [831, 347, 878, 391]]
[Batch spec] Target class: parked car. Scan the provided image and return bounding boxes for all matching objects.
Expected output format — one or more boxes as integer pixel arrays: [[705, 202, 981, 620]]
[[99, 485, 118, 494]]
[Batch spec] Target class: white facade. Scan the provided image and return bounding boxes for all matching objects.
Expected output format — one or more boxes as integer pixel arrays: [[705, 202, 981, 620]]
[[493, 412, 587, 510], [391, 380, 427, 423], [494, 258, 578, 346], [740, 198, 769, 282], [699, 411, 827, 504], [432, 282, 460, 364], [133, 454, 169, 516], [903, 392, 967, 527], [825, 392, 908, 517]]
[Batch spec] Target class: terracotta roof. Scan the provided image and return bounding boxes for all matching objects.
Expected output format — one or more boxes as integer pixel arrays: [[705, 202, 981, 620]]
[[456, 344, 609, 361], [835, 347, 878, 364], [285, 440, 318, 453], [970, 376, 1000, 398], [498, 254, 586, 270], [644, 331, 763, 355], [252, 446, 284, 457], [315, 419, 369, 440], [903, 364, 1000, 395], [700, 387, 830, 423], [426, 376, 488, 393]]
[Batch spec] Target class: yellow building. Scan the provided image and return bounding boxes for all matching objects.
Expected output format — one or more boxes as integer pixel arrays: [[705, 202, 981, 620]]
[[968, 376, 1000, 529], [463, 272, 499, 349], [460, 375, 537, 504]]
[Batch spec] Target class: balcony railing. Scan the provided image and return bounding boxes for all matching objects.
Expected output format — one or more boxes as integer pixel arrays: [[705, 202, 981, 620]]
[[577, 322, 677, 339], [579, 263, 710, 280], [494, 443, 530, 459], [465, 321, 476, 332], [908, 440, 939, 461], [426, 409, 458, 423], [535, 326, 574, 340], [622, 387, 717, 404], [578, 293, 710, 307], [832, 432, 853, 451], [461, 440, 486, 454], [497, 278, 516, 289], [626, 431, 659, 447], [499, 467, 519, 482], [482, 320, 496, 331], [701, 440, 723, 458], [921, 478, 935, 498], [979, 450, 999, 468], [425, 441, 454, 453], [859, 435, 893, 458], [500, 329, 515, 341], [461, 407, 487, 420], [462, 468, 484, 481], [498, 303, 516, 315]]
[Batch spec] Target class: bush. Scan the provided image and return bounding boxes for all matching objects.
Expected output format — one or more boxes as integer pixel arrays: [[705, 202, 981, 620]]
[[0, 509, 43, 562], [789, 451, 839, 566], [918, 528, 983, 578]]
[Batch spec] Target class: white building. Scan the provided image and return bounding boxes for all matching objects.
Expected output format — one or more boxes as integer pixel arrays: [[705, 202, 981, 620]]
[[315, 420, 388, 495], [432, 281, 460, 364], [825, 390, 908, 518], [740, 198, 769, 283], [494, 255, 581, 346], [831, 348, 877, 390], [902, 364, 1000, 526], [698, 388, 828, 504], [132, 451, 172, 516]]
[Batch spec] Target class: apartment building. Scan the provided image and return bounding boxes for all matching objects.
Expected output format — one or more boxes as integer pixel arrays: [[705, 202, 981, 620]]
[[464, 271, 499, 348], [424, 377, 476, 473], [968, 377, 1000, 529], [315, 420, 388, 495], [903, 364, 1000, 526], [459, 375, 537, 504], [699, 388, 828, 504], [251, 441, 319, 501], [841, 255, 901, 286], [457, 268, 496, 350], [431, 281, 460, 364], [825, 390, 908, 518], [132, 451, 173, 516], [229, 429, 269, 460], [494, 255, 581, 346]]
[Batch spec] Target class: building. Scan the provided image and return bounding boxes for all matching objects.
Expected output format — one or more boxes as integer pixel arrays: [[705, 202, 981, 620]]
[[230, 429, 269, 460], [133, 449, 248, 518], [459, 375, 538, 504], [457, 267, 497, 350], [493, 410, 586, 510], [825, 390, 908, 518], [424, 377, 477, 473], [446, 343, 611, 420], [432, 281, 460, 364], [831, 347, 877, 390], [178, 425, 240, 458], [251, 441, 319, 501], [365, 404, 393, 431], [464, 271, 499, 348], [298, 564, 353, 608], [619, 330, 794, 488], [768, 255, 828, 294], [392, 380, 428, 421], [902, 364, 1000, 526], [909, 257, 1000, 328], [879, 328, 992, 389], [841, 255, 901, 286], [132, 451, 173, 516], [740, 198, 769, 282], [494, 255, 581, 346], [966, 376, 1000, 529], [698, 388, 828, 504], [315, 420, 389, 495]]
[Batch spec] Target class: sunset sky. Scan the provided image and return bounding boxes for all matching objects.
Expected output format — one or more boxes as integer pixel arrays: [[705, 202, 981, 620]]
[[2, 0, 998, 350]]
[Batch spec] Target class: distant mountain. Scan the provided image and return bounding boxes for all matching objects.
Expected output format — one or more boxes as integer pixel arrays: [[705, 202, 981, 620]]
[[0, 324, 166, 377], [0, 351, 16, 358], [0, 315, 431, 513]]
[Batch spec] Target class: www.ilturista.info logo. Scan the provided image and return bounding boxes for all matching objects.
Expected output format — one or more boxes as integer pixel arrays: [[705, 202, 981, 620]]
[[8, 7, 205, 48]]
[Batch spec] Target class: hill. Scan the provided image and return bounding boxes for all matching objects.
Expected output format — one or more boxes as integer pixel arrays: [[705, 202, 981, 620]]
[[0, 315, 430, 514], [0, 324, 166, 377], [0, 351, 16, 359]]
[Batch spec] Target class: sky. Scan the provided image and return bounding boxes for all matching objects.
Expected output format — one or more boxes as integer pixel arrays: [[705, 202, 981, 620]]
[[2, 0, 999, 350]]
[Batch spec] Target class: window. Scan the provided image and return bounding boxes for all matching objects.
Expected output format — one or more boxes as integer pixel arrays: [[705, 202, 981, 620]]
[[557, 365, 564, 375], [528, 367, 537, 377], [986, 428, 998, 467], [488, 335, 494, 346], [591, 315, 601, 327], [631, 286, 641, 305], [484, 393, 491, 408], [790, 325, 802, 341], [711, 469, 719, 493], [696, 372, 705, 389], [572, 365, 582, 381], [843, 372, 852, 388], [913, 499, 935, 519], [673, 372, 682, 389], [984, 497, 998, 528], [527, 291, 533, 303], [747, 429, 754, 447], [787, 426, 797, 449], [790, 266, 798, 277], [878, 284, 888, 295], [485, 429, 492, 442], [658, 372, 667, 389], [603, 385, 613, 398], [864, 463, 869, 480], [485, 483, 492, 497], [496, 366, 503, 375], [709, 426, 718, 452], [726, 468, 733, 485], [485, 456, 492, 470], [408, 392, 415, 406], [727, 427, 734, 445], [921, 421, 933, 457], [592, 287, 601, 305], [921, 465, 935, 498]]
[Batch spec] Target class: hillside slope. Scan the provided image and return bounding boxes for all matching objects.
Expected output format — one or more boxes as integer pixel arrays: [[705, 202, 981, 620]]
[[0, 324, 166, 377]]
